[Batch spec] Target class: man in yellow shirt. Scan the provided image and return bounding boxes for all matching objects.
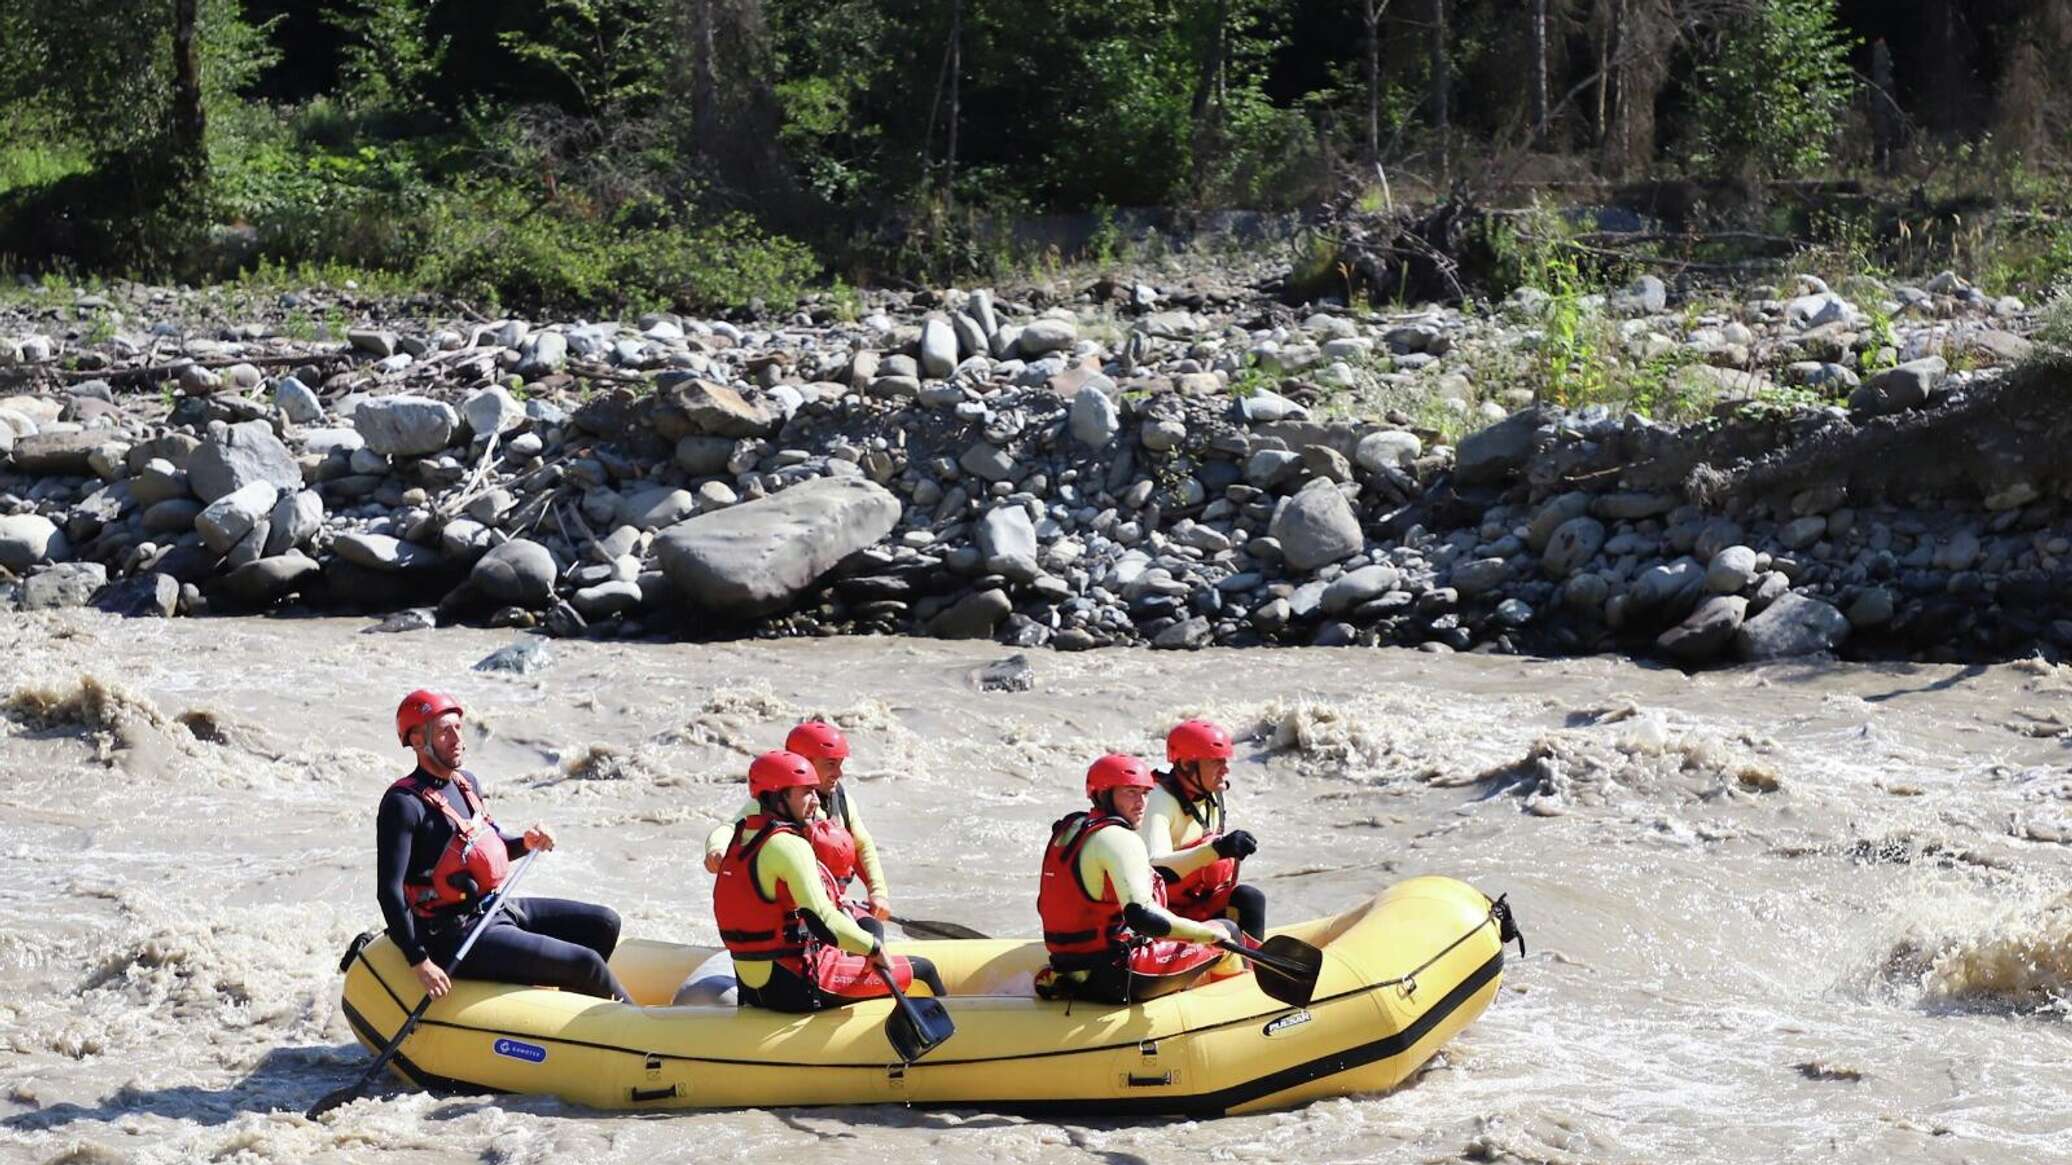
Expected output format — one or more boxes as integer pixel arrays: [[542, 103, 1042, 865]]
[[712, 750, 943, 1012], [1035, 754, 1241, 1004], [704, 721, 892, 931], [1141, 719, 1265, 941]]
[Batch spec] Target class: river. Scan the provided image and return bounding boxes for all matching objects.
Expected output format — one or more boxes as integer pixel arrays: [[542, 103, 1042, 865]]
[[2, 611, 2068, 1163]]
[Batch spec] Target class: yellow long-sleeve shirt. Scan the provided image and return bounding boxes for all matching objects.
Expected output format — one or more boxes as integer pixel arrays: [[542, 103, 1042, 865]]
[[1072, 822, 1224, 947], [731, 827, 880, 990], [702, 784, 888, 900], [1139, 782, 1225, 879]]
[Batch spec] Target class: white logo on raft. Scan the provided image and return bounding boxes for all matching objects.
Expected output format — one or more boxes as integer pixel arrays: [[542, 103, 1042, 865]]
[[492, 1037, 548, 1063], [1262, 1009, 1313, 1037]]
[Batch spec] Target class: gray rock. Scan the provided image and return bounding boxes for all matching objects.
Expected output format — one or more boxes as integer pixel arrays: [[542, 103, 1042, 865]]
[[521, 331, 568, 375], [1656, 595, 1748, 663], [1353, 430, 1421, 473], [1494, 597, 1535, 627], [1454, 407, 1549, 486], [1591, 492, 1678, 520], [1070, 387, 1121, 447], [1849, 355, 1947, 417], [189, 420, 302, 502], [142, 498, 204, 534], [571, 580, 644, 620], [263, 490, 325, 556], [919, 316, 959, 378], [1268, 480, 1363, 572], [349, 329, 397, 358], [218, 554, 321, 606], [1632, 558, 1706, 612], [978, 505, 1039, 579], [462, 386, 527, 438], [1735, 592, 1850, 660], [0, 514, 68, 571], [11, 431, 98, 476], [1778, 516, 1827, 551], [195, 481, 279, 554], [1140, 419, 1187, 452], [1018, 318, 1078, 357], [1541, 517, 1606, 579], [471, 538, 558, 607], [1610, 275, 1668, 316], [1526, 492, 1593, 551], [959, 442, 1017, 483], [1245, 449, 1303, 490], [927, 588, 1013, 639], [1152, 616, 1214, 650], [675, 434, 735, 477], [1450, 557, 1510, 596], [366, 608, 438, 634], [654, 376, 777, 439], [1321, 564, 1401, 614], [95, 572, 179, 618], [275, 376, 323, 424], [17, 562, 106, 610], [974, 653, 1036, 692], [353, 395, 458, 457], [474, 639, 554, 674], [1846, 586, 1895, 628], [1705, 545, 1761, 593], [656, 477, 901, 616], [130, 461, 190, 507], [333, 532, 439, 572], [618, 486, 697, 532]]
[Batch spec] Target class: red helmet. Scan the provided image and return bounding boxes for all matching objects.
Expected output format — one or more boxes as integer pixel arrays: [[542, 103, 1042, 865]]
[[396, 689, 463, 746], [749, 750, 819, 797], [785, 720, 850, 760], [1086, 753, 1155, 797], [1167, 719, 1233, 764]]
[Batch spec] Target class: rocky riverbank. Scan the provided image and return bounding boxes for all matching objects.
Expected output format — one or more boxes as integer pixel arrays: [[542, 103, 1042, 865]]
[[1, 265, 2066, 665]]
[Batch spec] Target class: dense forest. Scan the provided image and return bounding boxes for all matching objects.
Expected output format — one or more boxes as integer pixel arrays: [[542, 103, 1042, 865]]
[[1, 0, 2068, 309]]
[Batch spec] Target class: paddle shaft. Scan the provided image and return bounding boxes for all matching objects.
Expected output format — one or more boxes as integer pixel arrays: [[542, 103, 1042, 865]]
[[1216, 938, 1316, 980], [308, 849, 539, 1117]]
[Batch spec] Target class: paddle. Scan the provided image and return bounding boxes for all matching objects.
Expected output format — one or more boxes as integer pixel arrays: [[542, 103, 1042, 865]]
[[842, 899, 992, 942], [308, 850, 540, 1118], [1215, 935, 1324, 1008], [874, 956, 956, 1063]]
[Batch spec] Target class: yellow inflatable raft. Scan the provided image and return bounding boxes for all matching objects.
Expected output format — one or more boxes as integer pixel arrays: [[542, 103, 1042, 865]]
[[336, 875, 1510, 1116]]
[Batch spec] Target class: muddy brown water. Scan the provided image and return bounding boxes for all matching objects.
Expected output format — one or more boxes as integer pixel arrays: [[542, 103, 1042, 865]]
[[2, 612, 2069, 1163]]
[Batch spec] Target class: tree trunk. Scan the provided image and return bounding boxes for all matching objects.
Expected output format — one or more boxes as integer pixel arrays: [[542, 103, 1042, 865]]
[[945, 0, 961, 211], [1190, 0, 1230, 200], [691, 0, 718, 155], [1529, 0, 1548, 148], [1429, 0, 1448, 180], [169, 0, 206, 185], [1594, 0, 1612, 147], [1363, 0, 1383, 166]]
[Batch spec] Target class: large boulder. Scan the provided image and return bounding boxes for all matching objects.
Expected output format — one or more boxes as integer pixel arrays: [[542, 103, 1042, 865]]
[[195, 481, 280, 555], [652, 376, 776, 440], [1655, 595, 1748, 663], [215, 554, 322, 608], [11, 431, 100, 476], [1848, 356, 1946, 417], [189, 420, 302, 502], [462, 386, 527, 437], [918, 316, 959, 379], [926, 588, 1013, 639], [655, 477, 901, 616], [353, 395, 459, 457], [0, 514, 68, 572], [1268, 480, 1363, 573], [978, 505, 1040, 580], [1540, 516, 1606, 579], [263, 490, 325, 556], [471, 538, 558, 607], [1734, 592, 1849, 661], [1454, 407, 1551, 486], [1069, 387, 1121, 447], [17, 562, 106, 610]]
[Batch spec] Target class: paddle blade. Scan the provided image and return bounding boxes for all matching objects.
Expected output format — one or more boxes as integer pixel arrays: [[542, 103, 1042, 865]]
[[1250, 936, 1323, 1008], [886, 995, 956, 1063], [305, 1077, 368, 1119]]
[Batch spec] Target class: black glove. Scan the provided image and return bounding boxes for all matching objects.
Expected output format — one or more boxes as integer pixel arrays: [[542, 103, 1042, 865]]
[[1212, 830, 1258, 861]]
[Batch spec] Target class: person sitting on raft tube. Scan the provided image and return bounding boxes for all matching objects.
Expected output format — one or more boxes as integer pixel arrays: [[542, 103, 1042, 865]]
[[1142, 719, 1265, 942], [703, 721, 892, 935], [1035, 753, 1245, 1004], [713, 749, 945, 1012], [377, 689, 632, 1003]]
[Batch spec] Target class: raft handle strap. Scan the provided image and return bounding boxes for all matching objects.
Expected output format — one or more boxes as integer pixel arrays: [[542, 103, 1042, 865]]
[[629, 1084, 678, 1103], [1370, 899, 1517, 994]]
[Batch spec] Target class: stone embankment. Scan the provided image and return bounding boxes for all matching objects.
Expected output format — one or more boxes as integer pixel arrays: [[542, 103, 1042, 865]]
[[1, 268, 2064, 665]]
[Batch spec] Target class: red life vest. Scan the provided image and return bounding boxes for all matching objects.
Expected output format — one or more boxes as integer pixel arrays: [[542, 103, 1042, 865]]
[[713, 814, 844, 967], [1156, 775, 1239, 919], [393, 772, 511, 919], [1038, 811, 1167, 959], [808, 785, 860, 887]]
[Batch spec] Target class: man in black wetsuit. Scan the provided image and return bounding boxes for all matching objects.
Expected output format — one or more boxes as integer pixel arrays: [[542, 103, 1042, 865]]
[[377, 688, 632, 1002]]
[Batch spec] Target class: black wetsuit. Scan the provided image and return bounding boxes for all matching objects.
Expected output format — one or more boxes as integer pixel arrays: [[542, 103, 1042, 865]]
[[376, 768, 630, 1001]]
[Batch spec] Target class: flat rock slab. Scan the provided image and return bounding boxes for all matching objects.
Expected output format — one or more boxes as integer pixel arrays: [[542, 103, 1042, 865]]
[[655, 477, 900, 616]]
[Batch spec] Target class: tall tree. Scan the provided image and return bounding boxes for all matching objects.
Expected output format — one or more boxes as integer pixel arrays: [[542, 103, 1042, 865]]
[[1429, 0, 1449, 177], [1360, 0, 1391, 166], [1529, 0, 1549, 148], [169, 0, 207, 187]]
